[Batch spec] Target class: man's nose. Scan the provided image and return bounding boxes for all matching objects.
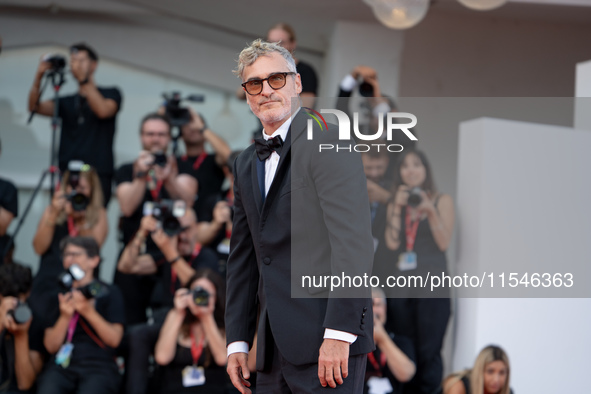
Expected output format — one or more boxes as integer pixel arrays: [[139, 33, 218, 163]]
[[260, 80, 274, 96]]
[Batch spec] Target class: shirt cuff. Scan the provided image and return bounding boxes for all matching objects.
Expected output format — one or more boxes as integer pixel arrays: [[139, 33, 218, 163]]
[[340, 74, 357, 92], [324, 328, 358, 344], [227, 341, 249, 357]]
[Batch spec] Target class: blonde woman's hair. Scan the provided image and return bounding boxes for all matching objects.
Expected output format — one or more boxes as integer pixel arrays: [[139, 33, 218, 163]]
[[57, 166, 104, 227], [442, 345, 510, 394], [233, 38, 296, 80]]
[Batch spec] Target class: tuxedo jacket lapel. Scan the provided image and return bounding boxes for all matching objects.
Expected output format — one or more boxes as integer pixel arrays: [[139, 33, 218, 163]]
[[250, 150, 264, 213]]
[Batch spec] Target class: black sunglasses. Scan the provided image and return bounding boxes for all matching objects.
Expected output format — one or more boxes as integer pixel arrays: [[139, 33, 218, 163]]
[[241, 72, 295, 95]]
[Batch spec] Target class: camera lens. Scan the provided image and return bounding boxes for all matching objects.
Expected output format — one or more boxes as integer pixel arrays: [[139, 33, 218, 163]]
[[69, 192, 89, 211], [192, 287, 210, 307], [8, 303, 32, 325], [407, 187, 423, 208]]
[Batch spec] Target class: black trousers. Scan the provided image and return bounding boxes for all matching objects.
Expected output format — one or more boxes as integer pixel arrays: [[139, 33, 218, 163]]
[[37, 361, 120, 394], [256, 337, 366, 394]]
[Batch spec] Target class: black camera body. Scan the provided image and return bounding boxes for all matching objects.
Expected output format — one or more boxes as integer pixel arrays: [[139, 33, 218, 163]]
[[191, 286, 210, 307], [7, 302, 32, 325], [143, 200, 186, 236], [407, 187, 423, 208], [152, 151, 168, 168], [58, 265, 108, 299], [67, 161, 90, 211], [43, 54, 67, 72], [162, 92, 205, 128]]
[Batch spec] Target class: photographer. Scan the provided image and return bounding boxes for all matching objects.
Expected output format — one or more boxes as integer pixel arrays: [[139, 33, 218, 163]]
[[115, 113, 196, 324], [376, 149, 455, 394], [27, 43, 122, 205], [0, 263, 45, 393], [38, 236, 124, 394], [177, 110, 230, 222], [31, 164, 107, 285], [117, 207, 219, 310], [0, 138, 18, 264], [365, 288, 415, 394], [154, 269, 227, 394]]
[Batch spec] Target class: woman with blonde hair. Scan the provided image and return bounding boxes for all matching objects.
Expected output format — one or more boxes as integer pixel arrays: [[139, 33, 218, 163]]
[[443, 345, 512, 394], [32, 164, 107, 282]]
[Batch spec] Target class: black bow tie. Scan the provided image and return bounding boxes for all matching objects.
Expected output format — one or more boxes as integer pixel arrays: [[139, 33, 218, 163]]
[[255, 135, 284, 161]]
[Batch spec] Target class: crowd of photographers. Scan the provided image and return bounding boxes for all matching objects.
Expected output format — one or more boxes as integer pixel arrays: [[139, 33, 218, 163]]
[[0, 23, 466, 394]]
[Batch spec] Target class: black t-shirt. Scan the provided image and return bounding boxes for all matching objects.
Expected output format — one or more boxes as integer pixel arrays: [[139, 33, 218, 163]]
[[0, 178, 18, 260], [364, 332, 415, 394], [297, 61, 318, 95], [45, 282, 125, 365], [115, 163, 172, 245], [177, 154, 225, 221], [57, 87, 122, 176], [0, 303, 47, 393], [158, 343, 227, 394], [150, 246, 220, 309]]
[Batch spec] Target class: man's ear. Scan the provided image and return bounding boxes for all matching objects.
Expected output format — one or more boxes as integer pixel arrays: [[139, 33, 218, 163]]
[[89, 255, 101, 270], [295, 73, 302, 95], [89, 60, 98, 75]]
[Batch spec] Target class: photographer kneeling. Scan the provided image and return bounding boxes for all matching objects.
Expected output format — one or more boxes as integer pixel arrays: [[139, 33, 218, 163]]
[[37, 237, 124, 394], [154, 269, 227, 394], [0, 263, 45, 393]]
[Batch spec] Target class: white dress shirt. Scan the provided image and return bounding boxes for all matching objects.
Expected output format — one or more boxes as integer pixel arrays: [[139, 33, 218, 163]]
[[227, 108, 357, 357]]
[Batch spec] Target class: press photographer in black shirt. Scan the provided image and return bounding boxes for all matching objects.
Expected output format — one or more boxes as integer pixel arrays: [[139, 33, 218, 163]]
[[38, 236, 124, 394], [27, 43, 122, 205], [0, 137, 18, 264], [0, 263, 45, 393]]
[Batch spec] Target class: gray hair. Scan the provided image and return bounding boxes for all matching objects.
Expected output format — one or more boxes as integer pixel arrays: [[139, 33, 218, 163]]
[[233, 39, 297, 80]]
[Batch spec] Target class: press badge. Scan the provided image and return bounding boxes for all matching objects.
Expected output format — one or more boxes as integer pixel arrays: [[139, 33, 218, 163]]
[[55, 343, 74, 368], [182, 365, 205, 387], [397, 251, 417, 271], [217, 238, 230, 255], [367, 376, 393, 394]]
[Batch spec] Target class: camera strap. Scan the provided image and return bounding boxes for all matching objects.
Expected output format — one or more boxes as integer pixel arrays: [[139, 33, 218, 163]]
[[79, 318, 106, 349], [66, 313, 80, 343], [405, 208, 420, 252], [67, 216, 79, 237], [148, 177, 164, 201], [190, 331, 205, 367]]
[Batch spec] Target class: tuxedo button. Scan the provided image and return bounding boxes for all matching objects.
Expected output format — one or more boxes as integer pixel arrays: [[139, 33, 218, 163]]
[[361, 319, 365, 324], [263, 257, 271, 265], [363, 307, 368, 312], [362, 313, 366, 318], [360, 324, 365, 330]]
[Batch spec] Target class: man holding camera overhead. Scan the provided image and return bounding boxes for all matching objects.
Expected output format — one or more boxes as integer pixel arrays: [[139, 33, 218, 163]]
[[27, 43, 122, 206], [115, 113, 196, 325], [38, 236, 125, 394]]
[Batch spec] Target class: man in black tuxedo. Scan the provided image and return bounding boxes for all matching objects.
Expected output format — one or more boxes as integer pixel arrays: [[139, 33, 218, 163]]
[[226, 39, 375, 394]]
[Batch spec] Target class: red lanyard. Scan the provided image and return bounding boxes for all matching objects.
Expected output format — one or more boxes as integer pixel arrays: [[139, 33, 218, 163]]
[[405, 208, 420, 252], [181, 152, 208, 171], [170, 244, 202, 294], [367, 351, 386, 373], [149, 178, 164, 201], [190, 331, 205, 366], [66, 312, 80, 342], [67, 216, 79, 237]]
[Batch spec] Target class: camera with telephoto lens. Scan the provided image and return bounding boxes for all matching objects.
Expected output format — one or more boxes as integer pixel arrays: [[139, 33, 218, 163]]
[[407, 187, 423, 208], [7, 301, 32, 325], [66, 160, 90, 211], [43, 53, 67, 72], [162, 92, 205, 128], [57, 264, 108, 299], [143, 200, 186, 236], [191, 286, 210, 307]]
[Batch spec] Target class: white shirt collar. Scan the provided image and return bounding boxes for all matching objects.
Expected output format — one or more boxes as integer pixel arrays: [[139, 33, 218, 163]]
[[262, 107, 301, 141]]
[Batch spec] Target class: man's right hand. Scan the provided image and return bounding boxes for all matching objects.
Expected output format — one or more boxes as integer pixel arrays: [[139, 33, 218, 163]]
[[133, 150, 153, 177], [227, 352, 252, 394], [58, 292, 75, 318], [36, 55, 52, 78], [50, 189, 66, 215]]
